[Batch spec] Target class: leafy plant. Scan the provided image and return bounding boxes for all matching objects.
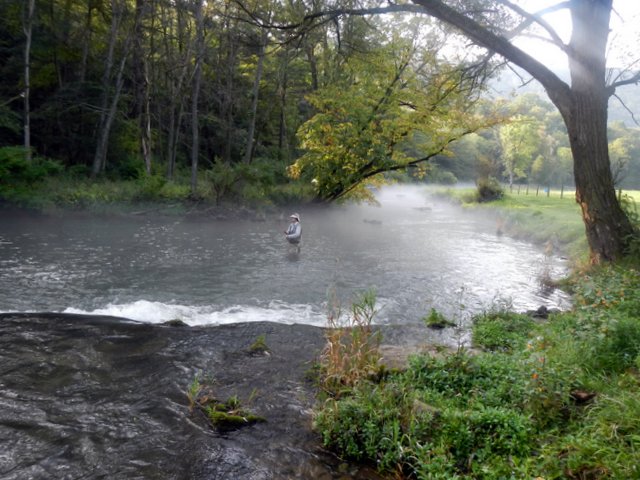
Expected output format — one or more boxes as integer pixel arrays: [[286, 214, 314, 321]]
[[248, 334, 269, 355], [186, 375, 265, 430], [422, 308, 456, 329], [472, 311, 535, 352], [475, 176, 504, 202]]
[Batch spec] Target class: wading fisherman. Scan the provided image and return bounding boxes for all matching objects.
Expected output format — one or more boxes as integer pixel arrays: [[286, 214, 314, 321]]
[[284, 213, 302, 250]]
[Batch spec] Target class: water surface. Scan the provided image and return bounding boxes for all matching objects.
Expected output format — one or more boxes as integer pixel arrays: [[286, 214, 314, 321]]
[[0, 186, 570, 329]]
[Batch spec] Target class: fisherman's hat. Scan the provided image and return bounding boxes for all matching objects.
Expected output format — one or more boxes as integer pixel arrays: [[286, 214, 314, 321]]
[[290, 213, 300, 221]]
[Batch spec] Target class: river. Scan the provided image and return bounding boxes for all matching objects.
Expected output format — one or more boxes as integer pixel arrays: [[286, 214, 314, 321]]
[[0, 186, 571, 479], [0, 186, 570, 328]]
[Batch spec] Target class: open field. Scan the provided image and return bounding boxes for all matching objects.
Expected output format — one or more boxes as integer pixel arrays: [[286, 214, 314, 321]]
[[435, 187, 640, 262]]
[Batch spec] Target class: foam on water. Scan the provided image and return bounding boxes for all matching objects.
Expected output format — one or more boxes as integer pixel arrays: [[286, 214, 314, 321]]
[[63, 299, 329, 327]]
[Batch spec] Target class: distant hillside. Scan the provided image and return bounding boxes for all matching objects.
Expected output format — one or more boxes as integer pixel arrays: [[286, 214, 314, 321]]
[[490, 66, 640, 126]]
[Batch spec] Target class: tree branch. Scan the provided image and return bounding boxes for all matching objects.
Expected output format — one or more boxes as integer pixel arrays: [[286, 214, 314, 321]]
[[409, 0, 571, 107], [611, 92, 640, 126]]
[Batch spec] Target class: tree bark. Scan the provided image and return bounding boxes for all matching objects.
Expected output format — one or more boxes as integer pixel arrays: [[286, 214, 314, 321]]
[[277, 47, 290, 160], [133, 0, 152, 175], [163, 3, 191, 180], [79, 1, 93, 84], [190, 0, 204, 195], [91, 0, 128, 177], [23, 0, 36, 163], [243, 28, 268, 165], [562, 0, 635, 263], [407, 0, 636, 262]]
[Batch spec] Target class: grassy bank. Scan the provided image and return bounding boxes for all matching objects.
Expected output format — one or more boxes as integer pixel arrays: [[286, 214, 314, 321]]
[[315, 267, 640, 479], [0, 153, 315, 214], [313, 189, 640, 479], [435, 187, 640, 264], [436, 187, 590, 262]]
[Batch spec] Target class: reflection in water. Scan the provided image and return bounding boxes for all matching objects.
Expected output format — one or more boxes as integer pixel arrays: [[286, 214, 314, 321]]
[[0, 186, 571, 328], [285, 250, 301, 262]]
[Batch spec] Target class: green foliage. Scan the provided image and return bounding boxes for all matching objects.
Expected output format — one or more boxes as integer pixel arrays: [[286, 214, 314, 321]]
[[475, 176, 504, 202], [422, 308, 456, 329], [315, 266, 640, 478], [248, 334, 269, 355], [290, 37, 494, 203], [186, 374, 265, 430], [134, 174, 168, 200], [0, 147, 64, 202], [472, 312, 535, 352]]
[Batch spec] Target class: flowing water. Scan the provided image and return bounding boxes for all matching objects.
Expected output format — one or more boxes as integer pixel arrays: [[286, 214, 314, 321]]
[[0, 186, 572, 479], [0, 186, 570, 326]]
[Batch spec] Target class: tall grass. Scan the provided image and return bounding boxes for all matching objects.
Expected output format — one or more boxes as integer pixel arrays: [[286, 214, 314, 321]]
[[319, 289, 382, 396]]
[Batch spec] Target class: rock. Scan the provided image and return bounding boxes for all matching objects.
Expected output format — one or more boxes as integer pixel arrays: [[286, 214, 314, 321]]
[[570, 390, 597, 404], [164, 319, 189, 327]]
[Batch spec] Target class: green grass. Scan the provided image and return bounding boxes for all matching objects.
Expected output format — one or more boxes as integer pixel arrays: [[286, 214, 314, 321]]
[[438, 186, 595, 260], [314, 265, 640, 478]]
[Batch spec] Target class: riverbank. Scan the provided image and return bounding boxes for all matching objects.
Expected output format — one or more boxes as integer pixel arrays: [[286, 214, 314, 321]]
[[314, 263, 640, 478], [432, 186, 590, 262], [306, 187, 640, 478]]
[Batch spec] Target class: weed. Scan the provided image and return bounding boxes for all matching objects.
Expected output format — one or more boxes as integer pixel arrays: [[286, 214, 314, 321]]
[[186, 374, 202, 413], [320, 289, 382, 396], [422, 308, 455, 329], [248, 334, 269, 355], [185, 375, 265, 430], [472, 311, 535, 352]]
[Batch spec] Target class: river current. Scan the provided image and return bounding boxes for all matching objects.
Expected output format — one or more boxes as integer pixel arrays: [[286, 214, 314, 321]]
[[0, 186, 573, 479], [0, 186, 570, 327]]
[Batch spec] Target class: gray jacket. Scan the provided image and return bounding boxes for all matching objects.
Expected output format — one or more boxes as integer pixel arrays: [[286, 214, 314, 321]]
[[285, 222, 301, 244]]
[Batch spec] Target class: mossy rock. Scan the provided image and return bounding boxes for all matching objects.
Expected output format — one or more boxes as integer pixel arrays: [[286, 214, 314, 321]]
[[198, 395, 266, 430], [422, 308, 456, 329], [206, 409, 266, 428]]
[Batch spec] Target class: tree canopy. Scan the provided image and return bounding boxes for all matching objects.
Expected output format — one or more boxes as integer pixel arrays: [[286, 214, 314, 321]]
[[283, 0, 640, 262]]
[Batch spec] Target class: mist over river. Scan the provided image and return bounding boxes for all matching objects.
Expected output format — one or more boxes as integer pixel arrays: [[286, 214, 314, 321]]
[[0, 186, 573, 479], [0, 186, 570, 328]]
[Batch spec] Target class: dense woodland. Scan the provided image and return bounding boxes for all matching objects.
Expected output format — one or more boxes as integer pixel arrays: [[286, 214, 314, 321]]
[[2, 0, 640, 201]]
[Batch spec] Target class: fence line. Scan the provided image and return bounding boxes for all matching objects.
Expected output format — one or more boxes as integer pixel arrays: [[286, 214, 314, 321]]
[[507, 184, 627, 201]]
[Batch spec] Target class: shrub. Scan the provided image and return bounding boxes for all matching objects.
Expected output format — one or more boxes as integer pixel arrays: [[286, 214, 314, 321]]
[[0, 147, 64, 202], [472, 312, 535, 352], [476, 176, 504, 202]]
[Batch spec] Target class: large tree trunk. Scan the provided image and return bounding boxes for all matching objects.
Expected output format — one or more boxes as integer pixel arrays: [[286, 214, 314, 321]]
[[190, 0, 204, 195], [407, 0, 637, 263], [561, 0, 635, 263]]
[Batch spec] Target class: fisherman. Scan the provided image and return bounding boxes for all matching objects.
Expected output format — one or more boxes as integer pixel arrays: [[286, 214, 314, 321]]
[[284, 213, 302, 248]]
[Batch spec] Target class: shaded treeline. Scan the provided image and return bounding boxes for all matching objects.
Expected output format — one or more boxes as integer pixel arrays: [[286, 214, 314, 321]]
[[0, 0, 353, 185]]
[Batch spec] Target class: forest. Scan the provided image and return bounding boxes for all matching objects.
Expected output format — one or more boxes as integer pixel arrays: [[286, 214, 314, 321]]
[[2, 0, 640, 210]]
